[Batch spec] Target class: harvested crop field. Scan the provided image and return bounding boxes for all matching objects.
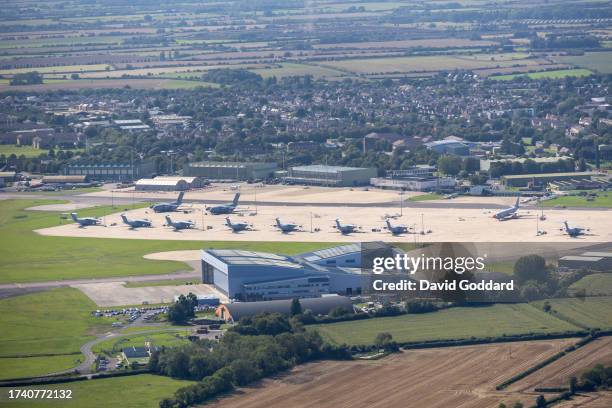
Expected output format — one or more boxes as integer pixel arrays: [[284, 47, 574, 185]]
[[0, 78, 213, 92], [209, 339, 580, 408], [321, 54, 547, 74], [507, 336, 612, 392]]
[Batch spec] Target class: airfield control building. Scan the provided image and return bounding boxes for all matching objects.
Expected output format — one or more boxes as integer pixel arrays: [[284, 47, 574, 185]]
[[201, 244, 367, 300]]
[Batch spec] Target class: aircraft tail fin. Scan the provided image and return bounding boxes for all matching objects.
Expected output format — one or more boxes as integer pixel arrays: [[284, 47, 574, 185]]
[[385, 219, 392, 229], [335, 219, 342, 229], [564, 221, 570, 231], [121, 214, 129, 224], [165, 215, 172, 225], [515, 195, 520, 208], [225, 217, 232, 227], [70, 213, 78, 222], [276, 218, 282, 228], [176, 192, 185, 204], [232, 193, 240, 206]]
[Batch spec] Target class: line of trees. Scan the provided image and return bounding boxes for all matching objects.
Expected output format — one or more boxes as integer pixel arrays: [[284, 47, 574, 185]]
[[489, 158, 575, 178], [152, 312, 351, 408]]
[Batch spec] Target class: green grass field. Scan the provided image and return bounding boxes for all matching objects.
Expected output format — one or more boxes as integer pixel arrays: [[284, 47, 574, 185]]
[[0, 287, 114, 357], [0, 287, 117, 379], [554, 52, 612, 74], [0, 64, 112, 75], [408, 193, 443, 201], [321, 53, 544, 74], [490, 68, 593, 81], [310, 303, 579, 346], [536, 297, 612, 329], [0, 374, 194, 407], [0, 199, 336, 283], [0, 355, 83, 381], [251, 63, 347, 79], [0, 145, 44, 158], [541, 194, 612, 208], [569, 274, 612, 296]]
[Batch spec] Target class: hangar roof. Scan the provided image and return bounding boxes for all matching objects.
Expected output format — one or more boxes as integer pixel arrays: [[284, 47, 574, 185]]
[[301, 243, 361, 262], [206, 249, 303, 269]]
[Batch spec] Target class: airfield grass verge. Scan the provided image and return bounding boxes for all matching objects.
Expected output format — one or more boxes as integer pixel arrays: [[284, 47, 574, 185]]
[[408, 193, 443, 201], [0, 355, 82, 381], [0, 374, 194, 407], [0, 199, 336, 283], [310, 303, 579, 346], [0, 287, 114, 358], [541, 194, 612, 208]]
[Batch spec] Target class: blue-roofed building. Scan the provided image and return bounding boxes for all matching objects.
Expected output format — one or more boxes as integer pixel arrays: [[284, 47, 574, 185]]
[[201, 244, 368, 300]]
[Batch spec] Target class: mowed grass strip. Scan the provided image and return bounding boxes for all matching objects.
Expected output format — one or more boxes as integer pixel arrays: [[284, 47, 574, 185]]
[[0, 355, 83, 381], [541, 194, 612, 208], [310, 304, 579, 346], [0, 287, 113, 357], [536, 297, 612, 330], [0, 374, 194, 407], [0, 199, 336, 283]]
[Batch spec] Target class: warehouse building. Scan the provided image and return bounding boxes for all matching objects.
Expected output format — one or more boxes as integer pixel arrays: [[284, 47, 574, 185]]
[[63, 161, 155, 182], [42, 175, 89, 184], [370, 167, 455, 191], [153, 176, 209, 189], [425, 139, 470, 156], [501, 172, 596, 188], [558, 251, 612, 272], [184, 161, 277, 181], [201, 243, 369, 300], [135, 178, 189, 191], [285, 165, 377, 187], [0, 171, 16, 187], [215, 295, 353, 322]]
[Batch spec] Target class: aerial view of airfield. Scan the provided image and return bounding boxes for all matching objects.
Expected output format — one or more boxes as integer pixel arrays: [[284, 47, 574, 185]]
[[1, 0, 612, 407]]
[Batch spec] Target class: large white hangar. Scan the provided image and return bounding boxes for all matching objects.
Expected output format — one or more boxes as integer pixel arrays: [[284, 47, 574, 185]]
[[200, 244, 369, 300]]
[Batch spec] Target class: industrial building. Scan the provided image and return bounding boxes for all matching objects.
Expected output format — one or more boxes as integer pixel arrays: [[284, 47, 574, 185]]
[[63, 161, 156, 182], [285, 165, 377, 187], [558, 251, 612, 272], [370, 167, 455, 191], [201, 244, 370, 300], [135, 178, 189, 191], [153, 176, 208, 189], [215, 295, 353, 322], [501, 172, 596, 188], [425, 139, 470, 156], [42, 175, 89, 184], [184, 161, 278, 181], [0, 171, 16, 187]]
